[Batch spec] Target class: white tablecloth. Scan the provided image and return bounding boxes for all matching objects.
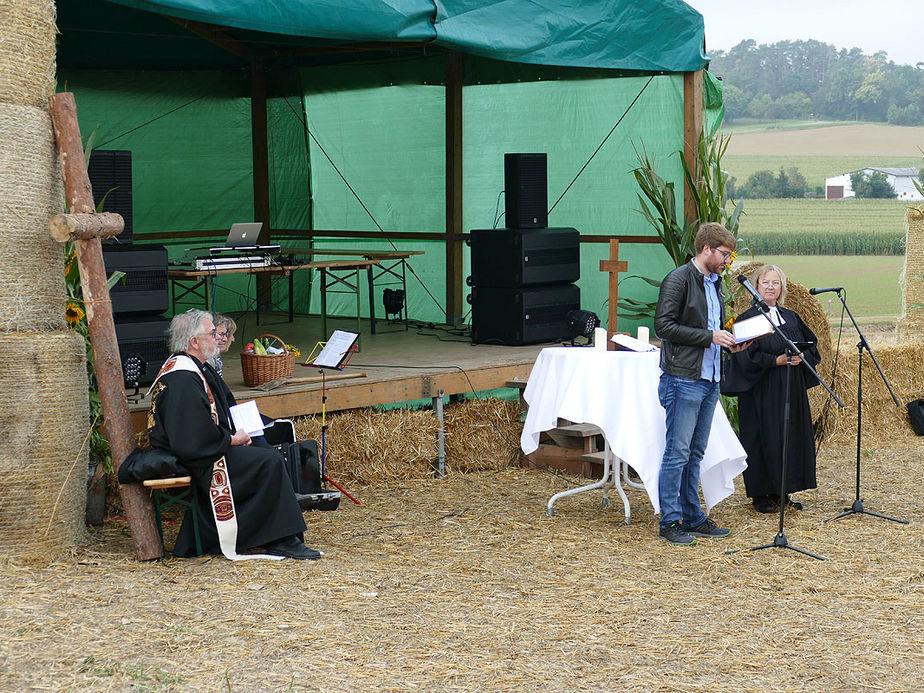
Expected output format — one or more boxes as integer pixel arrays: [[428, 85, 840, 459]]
[[521, 347, 747, 513]]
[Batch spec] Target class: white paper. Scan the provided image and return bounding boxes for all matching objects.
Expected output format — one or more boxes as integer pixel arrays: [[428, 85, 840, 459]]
[[311, 330, 359, 369], [610, 333, 656, 352], [229, 400, 265, 437], [732, 314, 774, 343]]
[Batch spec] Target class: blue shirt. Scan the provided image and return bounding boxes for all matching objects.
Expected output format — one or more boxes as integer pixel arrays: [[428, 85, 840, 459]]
[[697, 262, 722, 382]]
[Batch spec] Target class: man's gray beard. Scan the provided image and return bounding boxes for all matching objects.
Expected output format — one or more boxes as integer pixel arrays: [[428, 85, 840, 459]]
[[202, 343, 220, 361]]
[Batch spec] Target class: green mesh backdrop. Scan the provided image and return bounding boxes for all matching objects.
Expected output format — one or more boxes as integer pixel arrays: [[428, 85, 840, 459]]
[[61, 63, 687, 333]]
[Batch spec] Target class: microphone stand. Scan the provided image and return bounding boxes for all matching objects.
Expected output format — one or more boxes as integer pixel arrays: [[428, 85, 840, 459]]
[[823, 291, 907, 525], [727, 293, 843, 561]]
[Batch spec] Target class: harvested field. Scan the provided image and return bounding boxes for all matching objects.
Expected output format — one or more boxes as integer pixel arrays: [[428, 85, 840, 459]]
[[1, 433, 922, 691]]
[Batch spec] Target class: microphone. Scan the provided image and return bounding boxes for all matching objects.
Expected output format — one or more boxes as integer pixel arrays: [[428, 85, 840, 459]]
[[809, 287, 844, 295], [737, 275, 768, 309]]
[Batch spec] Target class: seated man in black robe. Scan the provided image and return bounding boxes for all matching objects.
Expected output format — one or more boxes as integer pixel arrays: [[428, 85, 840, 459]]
[[147, 309, 320, 560]]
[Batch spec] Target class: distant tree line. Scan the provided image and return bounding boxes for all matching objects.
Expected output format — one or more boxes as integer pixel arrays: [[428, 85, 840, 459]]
[[727, 166, 898, 199], [708, 40, 924, 125]]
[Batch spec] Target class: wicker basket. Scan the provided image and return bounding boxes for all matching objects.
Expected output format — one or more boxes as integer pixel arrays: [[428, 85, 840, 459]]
[[240, 333, 295, 387]]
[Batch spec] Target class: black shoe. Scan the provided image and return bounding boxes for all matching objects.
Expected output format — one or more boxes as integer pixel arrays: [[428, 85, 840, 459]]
[[753, 496, 776, 514], [784, 495, 803, 511], [659, 522, 697, 546], [264, 535, 322, 560], [686, 517, 730, 538]]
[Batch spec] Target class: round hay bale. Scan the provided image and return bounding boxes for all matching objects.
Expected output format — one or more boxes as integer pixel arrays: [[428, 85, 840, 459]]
[[0, 0, 57, 108], [0, 331, 89, 561], [729, 261, 835, 436], [0, 101, 66, 332]]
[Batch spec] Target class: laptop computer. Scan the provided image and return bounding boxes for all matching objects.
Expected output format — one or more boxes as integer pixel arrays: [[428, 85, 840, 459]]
[[208, 222, 280, 254]]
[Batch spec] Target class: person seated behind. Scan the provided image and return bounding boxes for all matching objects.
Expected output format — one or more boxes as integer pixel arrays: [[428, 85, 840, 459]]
[[146, 309, 320, 560], [211, 313, 237, 378]]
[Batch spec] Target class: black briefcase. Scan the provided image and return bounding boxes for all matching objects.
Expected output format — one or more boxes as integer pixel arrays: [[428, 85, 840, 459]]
[[907, 399, 924, 436], [275, 439, 341, 511]]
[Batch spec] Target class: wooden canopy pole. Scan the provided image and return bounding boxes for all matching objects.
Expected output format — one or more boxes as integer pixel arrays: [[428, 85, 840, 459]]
[[48, 93, 162, 561]]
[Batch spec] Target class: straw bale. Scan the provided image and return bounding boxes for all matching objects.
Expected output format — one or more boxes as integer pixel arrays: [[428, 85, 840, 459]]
[[0, 0, 56, 107], [292, 398, 523, 486], [824, 342, 924, 444], [0, 331, 89, 560], [730, 261, 835, 435], [896, 208, 924, 341], [0, 101, 66, 332]]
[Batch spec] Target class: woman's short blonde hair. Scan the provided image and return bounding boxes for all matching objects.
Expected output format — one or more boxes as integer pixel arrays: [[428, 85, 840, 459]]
[[749, 264, 788, 306]]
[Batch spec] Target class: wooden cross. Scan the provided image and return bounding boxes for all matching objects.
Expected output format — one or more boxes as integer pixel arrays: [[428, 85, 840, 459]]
[[49, 93, 162, 561], [599, 239, 628, 348]]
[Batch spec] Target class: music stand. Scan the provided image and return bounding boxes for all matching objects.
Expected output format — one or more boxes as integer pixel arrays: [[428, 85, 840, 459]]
[[822, 291, 907, 525], [727, 296, 844, 561]]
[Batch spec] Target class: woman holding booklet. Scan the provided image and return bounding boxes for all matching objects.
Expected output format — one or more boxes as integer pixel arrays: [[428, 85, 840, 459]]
[[722, 264, 821, 514]]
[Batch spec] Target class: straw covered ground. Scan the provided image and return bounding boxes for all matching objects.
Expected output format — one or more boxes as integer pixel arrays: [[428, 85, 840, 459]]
[[0, 393, 922, 691]]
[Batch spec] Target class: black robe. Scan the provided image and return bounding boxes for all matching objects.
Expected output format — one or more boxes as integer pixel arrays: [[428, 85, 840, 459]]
[[148, 354, 306, 557], [722, 305, 820, 498]]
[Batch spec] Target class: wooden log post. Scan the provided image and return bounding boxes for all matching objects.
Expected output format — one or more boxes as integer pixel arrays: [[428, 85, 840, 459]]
[[49, 93, 162, 561]]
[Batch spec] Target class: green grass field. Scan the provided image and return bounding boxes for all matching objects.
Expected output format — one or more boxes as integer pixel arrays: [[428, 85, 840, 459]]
[[737, 254, 905, 320], [735, 198, 912, 238]]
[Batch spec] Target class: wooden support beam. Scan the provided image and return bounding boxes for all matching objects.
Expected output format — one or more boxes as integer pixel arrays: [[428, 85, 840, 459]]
[[251, 60, 273, 308], [682, 70, 704, 229], [49, 93, 161, 562], [445, 52, 464, 325], [48, 212, 123, 242]]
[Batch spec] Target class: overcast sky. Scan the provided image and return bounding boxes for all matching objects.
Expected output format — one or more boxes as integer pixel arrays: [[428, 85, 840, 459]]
[[683, 0, 924, 67]]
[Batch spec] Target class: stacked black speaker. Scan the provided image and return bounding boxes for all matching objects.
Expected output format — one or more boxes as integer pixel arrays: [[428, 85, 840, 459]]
[[90, 150, 170, 386], [469, 153, 581, 345]]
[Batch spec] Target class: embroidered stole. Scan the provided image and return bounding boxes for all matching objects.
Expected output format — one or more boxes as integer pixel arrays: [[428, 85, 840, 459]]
[[150, 355, 282, 561]]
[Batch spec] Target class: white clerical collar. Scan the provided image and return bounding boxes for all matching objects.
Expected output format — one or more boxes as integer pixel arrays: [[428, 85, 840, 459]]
[[767, 306, 786, 326]]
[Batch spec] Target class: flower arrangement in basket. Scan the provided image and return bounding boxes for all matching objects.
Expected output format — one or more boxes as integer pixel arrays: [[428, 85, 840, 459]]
[[240, 334, 298, 387]]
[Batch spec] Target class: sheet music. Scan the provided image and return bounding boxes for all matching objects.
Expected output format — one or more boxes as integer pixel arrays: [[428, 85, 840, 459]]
[[311, 330, 359, 369]]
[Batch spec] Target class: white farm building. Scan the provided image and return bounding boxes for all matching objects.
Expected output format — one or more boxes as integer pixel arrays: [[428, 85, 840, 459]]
[[825, 167, 923, 200]]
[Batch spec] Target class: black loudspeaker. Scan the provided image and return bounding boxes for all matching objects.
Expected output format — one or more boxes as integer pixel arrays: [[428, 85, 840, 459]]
[[504, 153, 547, 229], [102, 244, 169, 316], [87, 150, 133, 244], [470, 284, 580, 346], [114, 315, 170, 386], [468, 227, 580, 287]]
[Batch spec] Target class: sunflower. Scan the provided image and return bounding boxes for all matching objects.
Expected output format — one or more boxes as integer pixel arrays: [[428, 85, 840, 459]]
[[65, 301, 85, 326], [724, 315, 737, 330]]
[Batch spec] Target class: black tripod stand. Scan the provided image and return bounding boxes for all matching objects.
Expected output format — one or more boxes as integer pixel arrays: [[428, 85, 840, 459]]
[[727, 278, 844, 560], [823, 291, 906, 525], [728, 347, 827, 560]]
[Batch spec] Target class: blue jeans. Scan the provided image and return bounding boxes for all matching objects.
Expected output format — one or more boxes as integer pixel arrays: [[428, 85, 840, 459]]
[[657, 373, 719, 529]]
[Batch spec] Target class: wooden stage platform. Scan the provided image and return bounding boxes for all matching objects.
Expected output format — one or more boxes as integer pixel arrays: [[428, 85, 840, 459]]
[[127, 312, 546, 434]]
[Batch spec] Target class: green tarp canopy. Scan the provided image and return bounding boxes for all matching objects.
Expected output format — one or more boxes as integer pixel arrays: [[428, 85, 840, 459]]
[[105, 0, 706, 72]]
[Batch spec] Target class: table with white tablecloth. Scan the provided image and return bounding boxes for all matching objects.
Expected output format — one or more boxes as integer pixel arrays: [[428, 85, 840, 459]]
[[521, 347, 747, 520]]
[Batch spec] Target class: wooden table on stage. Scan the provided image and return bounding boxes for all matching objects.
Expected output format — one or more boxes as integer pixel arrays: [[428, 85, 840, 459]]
[[169, 258, 379, 332], [289, 249, 425, 331]]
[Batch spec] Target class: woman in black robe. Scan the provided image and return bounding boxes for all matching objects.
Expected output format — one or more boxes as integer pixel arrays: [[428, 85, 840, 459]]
[[723, 265, 820, 513]]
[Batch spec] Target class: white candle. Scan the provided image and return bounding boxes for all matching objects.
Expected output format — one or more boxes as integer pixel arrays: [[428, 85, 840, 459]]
[[594, 327, 608, 350], [637, 326, 650, 344]]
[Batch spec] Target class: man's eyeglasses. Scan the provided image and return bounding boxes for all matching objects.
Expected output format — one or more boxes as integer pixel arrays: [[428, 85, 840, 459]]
[[196, 328, 217, 338], [713, 248, 733, 262]]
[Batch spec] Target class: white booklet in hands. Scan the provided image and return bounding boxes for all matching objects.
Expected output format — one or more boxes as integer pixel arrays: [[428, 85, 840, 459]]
[[732, 314, 774, 343], [229, 400, 266, 437]]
